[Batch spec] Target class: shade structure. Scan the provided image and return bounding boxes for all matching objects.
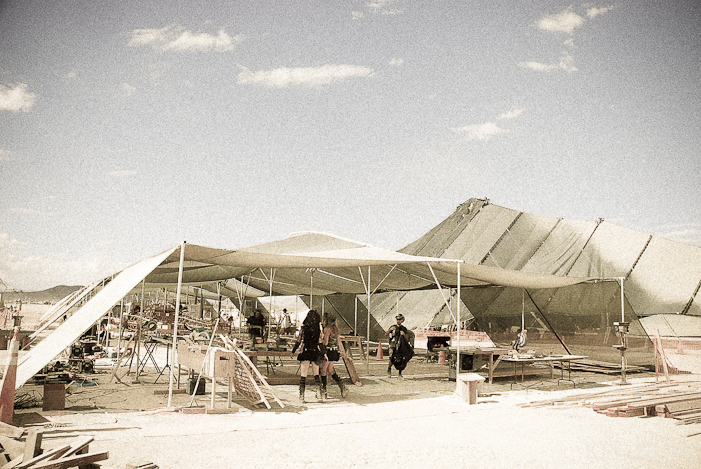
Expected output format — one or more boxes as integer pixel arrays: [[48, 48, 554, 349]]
[[143, 232, 593, 295], [15, 231, 595, 389]]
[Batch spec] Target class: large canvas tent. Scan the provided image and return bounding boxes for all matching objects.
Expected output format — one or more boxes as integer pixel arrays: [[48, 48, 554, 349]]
[[368, 198, 701, 367], [15, 231, 594, 389]]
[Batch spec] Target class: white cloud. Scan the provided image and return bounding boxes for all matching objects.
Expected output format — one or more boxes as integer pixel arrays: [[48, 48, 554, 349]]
[[389, 58, 404, 66], [498, 107, 525, 120], [0, 232, 126, 290], [520, 50, 578, 73], [129, 25, 244, 52], [0, 83, 37, 112], [654, 223, 701, 247], [587, 5, 615, 19], [236, 64, 374, 88], [120, 83, 136, 97], [8, 207, 46, 215], [368, 0, 403, 15], [536, 8, 585, 34], [0, 149, 15, 161], [451, 122, 507, 141], [0, 233, 22, 250]]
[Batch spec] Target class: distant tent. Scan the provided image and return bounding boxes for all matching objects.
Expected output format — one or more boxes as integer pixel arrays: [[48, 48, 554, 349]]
[[389, 197, 701, 366]]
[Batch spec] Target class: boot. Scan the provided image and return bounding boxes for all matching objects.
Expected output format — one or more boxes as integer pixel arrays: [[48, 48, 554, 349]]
[[387, 364, 392, 378], [298, 376, 306, 402], [314, 375, 322, 399], [332, 373, 348, 398], [320, 375, 328, 400]]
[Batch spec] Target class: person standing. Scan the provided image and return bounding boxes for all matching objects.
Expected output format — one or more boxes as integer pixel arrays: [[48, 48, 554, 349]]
[[320, 313, 348, 399], [291, 310, 323, 402], [385, 313, 413, 379]]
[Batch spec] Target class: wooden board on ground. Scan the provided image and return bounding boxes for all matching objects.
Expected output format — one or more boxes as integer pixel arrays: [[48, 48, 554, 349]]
[[338, 339, 361, 385]]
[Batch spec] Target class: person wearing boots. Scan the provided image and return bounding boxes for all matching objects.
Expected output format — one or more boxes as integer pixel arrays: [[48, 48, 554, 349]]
[[291, 309, 323, 402], [320, 313, 348, 399], [385, 313, 410, 379]]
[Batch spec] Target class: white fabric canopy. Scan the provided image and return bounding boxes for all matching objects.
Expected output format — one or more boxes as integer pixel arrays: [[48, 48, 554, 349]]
[[16, 231, 595, 390], [145, 232, 593, 294]]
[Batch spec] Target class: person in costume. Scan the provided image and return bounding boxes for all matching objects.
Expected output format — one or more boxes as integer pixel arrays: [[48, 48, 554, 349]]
[[291, 309, 323, 402], [320, 313, 348, 399], [385, 313, 414, 378]]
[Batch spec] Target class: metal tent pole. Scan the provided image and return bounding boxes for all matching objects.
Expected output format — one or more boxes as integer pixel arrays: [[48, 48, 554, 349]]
[[135, 279, 146, 382], [456, 262, 461, 377], [167, 242, 186, 408]]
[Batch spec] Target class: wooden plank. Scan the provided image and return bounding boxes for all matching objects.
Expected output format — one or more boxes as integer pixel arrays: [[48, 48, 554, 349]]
[[0, 436, 24, 462], [1, 455, 23, 469], [15, 444, 70, 469], [665, 398, 701, 414], [28, 451, 108, 469], [21, 430, 41, 462], [627, 392, 701, 409], [337, 339, 360, 385], [61, 436, 93, 457], [0, 422, 23, 439]]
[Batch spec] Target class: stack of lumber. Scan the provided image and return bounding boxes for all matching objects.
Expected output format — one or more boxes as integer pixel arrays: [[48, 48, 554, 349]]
[[0, 422, 108, 468], [519, 382, 701, 425], [565, 359, 645, 374]]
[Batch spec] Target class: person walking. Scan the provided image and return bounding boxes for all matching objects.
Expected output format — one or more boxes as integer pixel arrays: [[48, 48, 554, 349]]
[[291, 310, 323, 402], [320, 313, 348, 399], [385, 313, 413, 379]]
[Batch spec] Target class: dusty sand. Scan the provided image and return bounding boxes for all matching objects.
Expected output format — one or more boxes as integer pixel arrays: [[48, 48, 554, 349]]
[[11, 355, 701, 469]]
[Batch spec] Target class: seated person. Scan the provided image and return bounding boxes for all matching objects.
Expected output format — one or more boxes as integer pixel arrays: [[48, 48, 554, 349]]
[[247, 310, 266, 340], [511, 328, 527, 351]]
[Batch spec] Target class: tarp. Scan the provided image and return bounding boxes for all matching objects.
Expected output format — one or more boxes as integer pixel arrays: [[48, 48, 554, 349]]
[[18, 231, 595, 388], [16, 247, 177, 389], [395, 198, 701, 366], [142, 232, 593, 293]]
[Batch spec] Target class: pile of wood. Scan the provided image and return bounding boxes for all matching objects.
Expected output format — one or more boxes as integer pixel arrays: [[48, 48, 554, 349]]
[[0, 422, 108, 468], [519, 381, 701, 425], [566, 359, 645, 375]]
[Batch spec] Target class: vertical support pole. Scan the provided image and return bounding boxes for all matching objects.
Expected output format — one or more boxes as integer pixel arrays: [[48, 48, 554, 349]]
[[167, 242, 186, 408], [135, 279, 145, 382], [269, 268, 274, 339], [354, 295, 358, 337], [116, 299, 123, 358], [366, 267, 371, 375], [456, 262, 461, 378], [620, 277, 627, 385]]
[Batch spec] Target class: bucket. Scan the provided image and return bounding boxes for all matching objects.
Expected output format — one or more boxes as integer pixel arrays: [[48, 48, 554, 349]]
[[188, 377, 205, 395]]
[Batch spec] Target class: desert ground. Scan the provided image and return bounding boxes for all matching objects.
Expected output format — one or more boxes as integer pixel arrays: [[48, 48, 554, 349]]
[[10, 351, 701, 469]]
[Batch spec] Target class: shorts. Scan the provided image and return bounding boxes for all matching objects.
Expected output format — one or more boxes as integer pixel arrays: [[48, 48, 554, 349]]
[[297, 349, 323, 366], [326, 348, 340, 362]]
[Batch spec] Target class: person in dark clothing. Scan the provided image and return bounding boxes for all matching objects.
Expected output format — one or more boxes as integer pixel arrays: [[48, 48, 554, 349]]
[[385, 313, 413, 379], [291, 310, 323, 402], [320, 313, 347, 399], [247, 310, 266, 341]]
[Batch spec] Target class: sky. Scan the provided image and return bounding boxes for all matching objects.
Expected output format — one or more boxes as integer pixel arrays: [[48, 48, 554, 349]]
[[1, 0, 700, 292]]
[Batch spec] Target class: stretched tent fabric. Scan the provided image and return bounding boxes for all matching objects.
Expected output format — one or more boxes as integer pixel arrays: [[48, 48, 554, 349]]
[[15, 246, 178, 389], [626, 236, 701, 317], [521, 218, 599, 275], [442, 204, 521, 263], [136, 233, 595, 294], [567, 221, 652, 278]]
